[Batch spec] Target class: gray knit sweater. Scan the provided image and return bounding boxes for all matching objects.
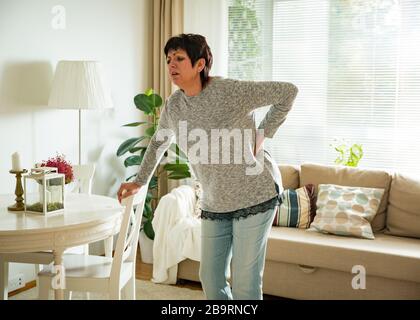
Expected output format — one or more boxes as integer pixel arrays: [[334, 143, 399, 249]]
[[134, 77, 298, 215]]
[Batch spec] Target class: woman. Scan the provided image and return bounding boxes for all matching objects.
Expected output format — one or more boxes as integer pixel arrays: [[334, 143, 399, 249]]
[[118, 33, 298, 300]]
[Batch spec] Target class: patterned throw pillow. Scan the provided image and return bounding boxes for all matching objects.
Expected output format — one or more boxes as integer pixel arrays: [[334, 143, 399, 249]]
[[310, 184, 385, 239], [273, 184, 316, 228]]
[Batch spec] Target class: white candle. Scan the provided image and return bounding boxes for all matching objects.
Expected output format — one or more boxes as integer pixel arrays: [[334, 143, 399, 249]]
[[12, 152, 22, 171]]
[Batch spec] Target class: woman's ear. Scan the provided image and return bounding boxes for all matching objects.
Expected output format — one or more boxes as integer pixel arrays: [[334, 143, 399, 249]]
[[197, 58, 206, 72]]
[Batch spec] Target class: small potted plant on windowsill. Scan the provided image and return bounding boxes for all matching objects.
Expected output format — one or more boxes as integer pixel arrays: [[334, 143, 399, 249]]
[[330, 139, 364, 167]]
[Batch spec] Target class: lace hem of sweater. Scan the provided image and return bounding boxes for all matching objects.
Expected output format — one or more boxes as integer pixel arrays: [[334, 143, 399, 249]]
[[200, 196, 281, 221]]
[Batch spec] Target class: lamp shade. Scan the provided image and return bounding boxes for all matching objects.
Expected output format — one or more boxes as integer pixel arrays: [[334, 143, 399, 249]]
[[48, 60, 113, 109]]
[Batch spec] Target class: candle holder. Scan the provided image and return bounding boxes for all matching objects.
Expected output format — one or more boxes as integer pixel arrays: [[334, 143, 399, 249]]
[[8, 169, 28, 211]]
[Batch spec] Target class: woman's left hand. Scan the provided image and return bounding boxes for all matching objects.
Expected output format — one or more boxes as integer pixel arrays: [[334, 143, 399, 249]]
[[254, 132, 265, 156]]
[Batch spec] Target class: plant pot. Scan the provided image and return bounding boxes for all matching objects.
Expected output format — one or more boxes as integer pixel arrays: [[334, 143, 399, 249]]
[[138, 229, 153, 264]]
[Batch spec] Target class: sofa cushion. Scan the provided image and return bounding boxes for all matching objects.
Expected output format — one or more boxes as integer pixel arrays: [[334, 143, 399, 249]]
[[310, 184, 385, 239], [273, 184, 316, 228], [385, 173, 420, 239], [300, 163, 392, 232], [266, 227, 420, 283], [279, 164, 300, 190]]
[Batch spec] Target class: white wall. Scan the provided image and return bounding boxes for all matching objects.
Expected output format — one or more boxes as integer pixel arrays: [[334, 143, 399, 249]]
[[0, 0, 151, 288], [184, 0, 228, 78]]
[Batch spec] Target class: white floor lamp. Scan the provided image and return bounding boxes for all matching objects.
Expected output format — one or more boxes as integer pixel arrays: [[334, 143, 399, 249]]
[[48, 60, 113, 165]]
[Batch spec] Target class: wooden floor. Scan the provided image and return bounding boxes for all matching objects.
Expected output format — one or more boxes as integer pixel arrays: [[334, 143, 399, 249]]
[[136, 249, 284, 299], [9, 248, 281, 298], [7, 248, 201, 298], [136, 248, 203, 291]]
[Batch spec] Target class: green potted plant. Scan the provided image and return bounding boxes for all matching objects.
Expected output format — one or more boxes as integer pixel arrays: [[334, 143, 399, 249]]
[[331, 139, 364, 167], [117, 89, 191, 241]]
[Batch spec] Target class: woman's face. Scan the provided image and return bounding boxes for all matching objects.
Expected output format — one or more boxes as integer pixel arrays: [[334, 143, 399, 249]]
[[166, 48, 204, 88]]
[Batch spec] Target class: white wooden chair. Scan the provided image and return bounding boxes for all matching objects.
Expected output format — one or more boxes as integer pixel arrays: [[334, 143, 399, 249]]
[[71, 163, 95, 194], [0, 164, 96, 300], [66, 163, 97, 255], [38, 185, 148, 300]]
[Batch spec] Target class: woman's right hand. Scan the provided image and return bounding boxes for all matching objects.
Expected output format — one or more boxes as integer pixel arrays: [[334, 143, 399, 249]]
[[117, 182, 142, 203]]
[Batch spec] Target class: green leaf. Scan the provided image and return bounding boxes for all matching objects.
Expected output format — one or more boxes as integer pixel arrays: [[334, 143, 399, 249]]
[[169, 144, 188, 160], [163, 163, 189, 172], [168, 144, 188, 164], [117, 137, 146, 156], [145, 126, 156, 137], [124, 155, 143, 167], [134, 94, 153, 114], [129, 146, 147, 153], [143, 221, 155, 240], [168, 171, 191, 180], [145, 202, 153, 217], [122, 121, 150, 127], [331, 140, 363, 167], [140, 148, 147, 159], [149, 94, 163, 108], [145, 88, 154, 96], [149, 176, 158, 189], [142, 200, 152, 216], [134, 93, 163, 114], [173, 156, 188, 164], [125, 173, 137, 181]]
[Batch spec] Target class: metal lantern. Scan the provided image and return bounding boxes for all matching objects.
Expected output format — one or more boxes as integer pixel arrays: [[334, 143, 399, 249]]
[[23, 167, 65, 215]]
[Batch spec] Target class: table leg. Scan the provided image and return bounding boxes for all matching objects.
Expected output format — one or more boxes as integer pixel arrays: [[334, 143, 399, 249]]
[[53, 249, 65, 300], [0, 258, 8, 300]]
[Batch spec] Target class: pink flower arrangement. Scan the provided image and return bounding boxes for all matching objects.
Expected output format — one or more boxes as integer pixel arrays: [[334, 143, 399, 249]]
[[41, 153, 74, 184]]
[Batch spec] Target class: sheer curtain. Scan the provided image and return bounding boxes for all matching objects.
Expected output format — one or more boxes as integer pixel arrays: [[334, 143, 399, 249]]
[[227, 0, 420, 177], [152, 0, 184, 100]]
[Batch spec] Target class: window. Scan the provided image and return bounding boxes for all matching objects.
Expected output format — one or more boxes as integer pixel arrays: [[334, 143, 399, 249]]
[[228, 0, 420, 176]]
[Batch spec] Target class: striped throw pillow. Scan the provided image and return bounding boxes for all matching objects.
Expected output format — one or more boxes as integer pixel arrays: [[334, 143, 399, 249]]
[[273, 184, 316, 228]]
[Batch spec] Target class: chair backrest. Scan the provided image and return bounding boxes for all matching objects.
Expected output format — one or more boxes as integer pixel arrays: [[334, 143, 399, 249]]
[[110, 184, 149, 282], [72, 164, 96, 194]]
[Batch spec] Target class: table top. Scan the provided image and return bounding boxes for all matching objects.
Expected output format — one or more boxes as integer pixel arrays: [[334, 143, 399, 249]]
[[0, 193, 123, 235]]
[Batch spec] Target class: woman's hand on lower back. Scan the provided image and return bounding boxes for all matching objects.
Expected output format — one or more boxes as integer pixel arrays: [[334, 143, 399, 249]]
[[254, 132, 265, 156], [117, 182, 142, 203]]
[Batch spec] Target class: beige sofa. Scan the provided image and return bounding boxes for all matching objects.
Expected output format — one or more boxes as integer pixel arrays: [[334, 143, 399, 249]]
[[177, 163, 420, 299]]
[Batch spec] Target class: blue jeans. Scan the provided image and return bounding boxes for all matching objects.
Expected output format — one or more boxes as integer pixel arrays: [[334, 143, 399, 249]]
[[199, 207, 277, 300]]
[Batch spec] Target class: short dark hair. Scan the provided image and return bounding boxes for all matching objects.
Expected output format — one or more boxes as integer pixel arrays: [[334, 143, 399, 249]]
[[164, 33, 213, 87]]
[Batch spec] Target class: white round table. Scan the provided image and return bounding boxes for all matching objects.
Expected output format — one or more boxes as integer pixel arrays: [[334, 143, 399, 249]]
[[0, 193, 123, 300]]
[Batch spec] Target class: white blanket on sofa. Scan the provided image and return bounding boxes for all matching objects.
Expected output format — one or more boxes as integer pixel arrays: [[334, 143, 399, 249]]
[[151, 185, 201, 284]]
